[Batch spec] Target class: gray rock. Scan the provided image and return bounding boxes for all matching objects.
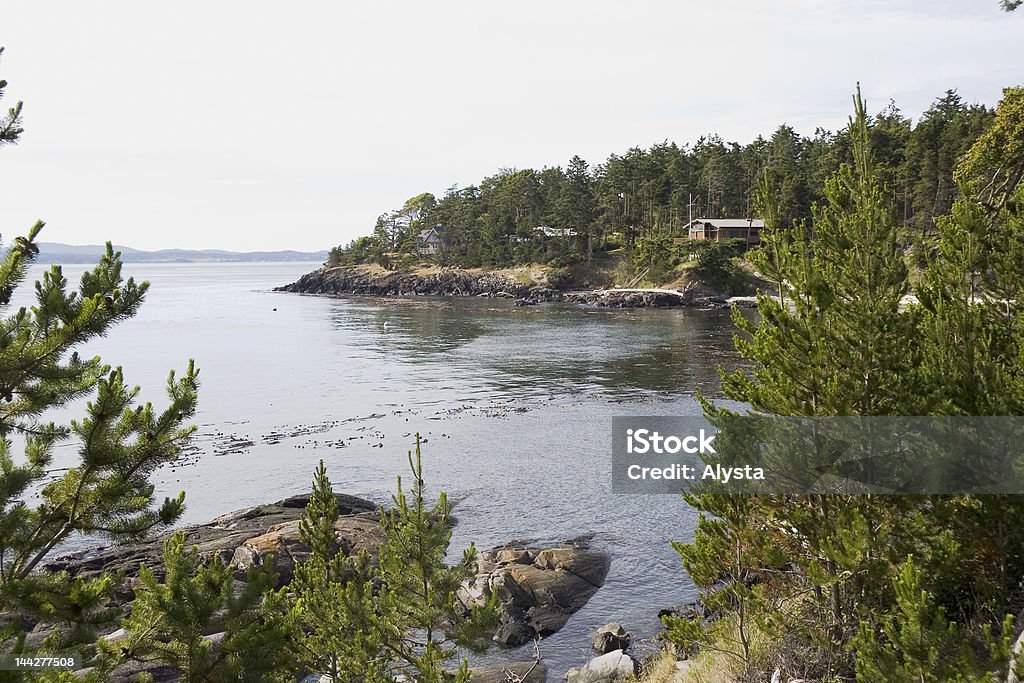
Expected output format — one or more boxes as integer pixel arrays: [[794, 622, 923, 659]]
[[102, 627, 129, 643], [563, 290, 693, 309], [106, 660, 181, 683], [493, 613, 536, 650], [276, 267, 534, 299], [459, 539, 611, 647], [230, 512, 382, 587], [591, 623, 630, 653], [203, 631, 227, 648], [471, 661, 547, 683], [21, 623, 56, 651], [0, 611, 35, 633], [565, 650, 638, 683], [44, 493, 380, 591]]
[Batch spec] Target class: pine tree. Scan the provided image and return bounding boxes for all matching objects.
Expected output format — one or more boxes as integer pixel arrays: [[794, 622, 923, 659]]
[[0, 48, 200, 666], [290, 460, 389, 682], [913, 84, 1024, 626], [0, 238, 201, 652], [117, 532, 291, 682], [953, 87, 1024, 220], [376, 436, 493, 683], [289, 438, 496, 682], [670, 85, 1024, 680], [0, 48, 23, 147], [670, 88, 946, 678], [852, 557, 1014, 682], [725, 87, 921, 418]]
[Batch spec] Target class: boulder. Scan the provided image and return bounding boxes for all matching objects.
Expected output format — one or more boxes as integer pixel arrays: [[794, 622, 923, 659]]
[[565, 650, 638, 683], [471, 661, 547, 683], [102, 627, 129, 644], [105, 660, 182, 683], [230, 512, 382, 587], [458, 539, 611, 647], [591, 623, 630, 653], [492, 609, 535, 649], [0, 611, 34, 633]]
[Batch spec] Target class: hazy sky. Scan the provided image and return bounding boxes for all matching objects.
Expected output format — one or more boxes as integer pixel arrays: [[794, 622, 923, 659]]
[[1, 1, 1020, 251]]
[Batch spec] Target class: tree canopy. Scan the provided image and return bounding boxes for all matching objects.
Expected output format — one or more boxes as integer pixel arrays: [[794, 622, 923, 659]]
[[330, 87, 994, 271]]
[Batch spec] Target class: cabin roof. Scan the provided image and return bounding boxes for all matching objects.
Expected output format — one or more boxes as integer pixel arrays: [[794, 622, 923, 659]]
[[686, 218, 765, 229]]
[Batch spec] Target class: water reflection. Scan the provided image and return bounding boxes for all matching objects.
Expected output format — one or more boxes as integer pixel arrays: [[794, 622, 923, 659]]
[[323, 296, 748, 401]]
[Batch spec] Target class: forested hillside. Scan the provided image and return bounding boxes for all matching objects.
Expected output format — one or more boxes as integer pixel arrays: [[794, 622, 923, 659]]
[[331, 89, 993, 270]]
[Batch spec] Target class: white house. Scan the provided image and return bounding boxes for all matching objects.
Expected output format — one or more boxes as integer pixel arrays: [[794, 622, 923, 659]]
[[415, 227, 444, 256], [535, 225, 577, 238]]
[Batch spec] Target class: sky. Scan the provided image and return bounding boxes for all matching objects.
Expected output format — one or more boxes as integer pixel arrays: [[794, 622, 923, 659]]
[[0, 1, 1021, 252]]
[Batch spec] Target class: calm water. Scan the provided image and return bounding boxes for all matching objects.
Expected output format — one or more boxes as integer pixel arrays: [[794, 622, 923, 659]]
[[13, 262, 747, 674]]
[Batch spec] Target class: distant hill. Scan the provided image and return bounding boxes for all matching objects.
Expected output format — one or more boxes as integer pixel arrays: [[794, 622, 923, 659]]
[[34, 243, 329, 264]]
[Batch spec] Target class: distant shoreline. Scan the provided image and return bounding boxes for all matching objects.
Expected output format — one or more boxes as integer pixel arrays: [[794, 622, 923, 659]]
[[34, 241, 329, 264]]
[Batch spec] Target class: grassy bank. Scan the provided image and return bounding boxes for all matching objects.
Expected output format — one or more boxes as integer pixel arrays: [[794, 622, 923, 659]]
[[338, 247, 771, 298]]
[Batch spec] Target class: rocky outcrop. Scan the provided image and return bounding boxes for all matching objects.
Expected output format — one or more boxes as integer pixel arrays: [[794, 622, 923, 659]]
[[45, 493, 381, 586], [48, 503, 614, 648], [276, 266, 542, 299], [562, 288, 743, 309], [458, 540, 611, 647], [46, 500, 613, 681], [276, 266, 758, 309], [230, 513, 383, 587], [564, 289, 693, 308]]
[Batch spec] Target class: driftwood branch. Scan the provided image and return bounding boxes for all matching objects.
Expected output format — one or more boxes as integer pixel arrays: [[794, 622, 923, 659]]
[[503, 636, 542, 683]]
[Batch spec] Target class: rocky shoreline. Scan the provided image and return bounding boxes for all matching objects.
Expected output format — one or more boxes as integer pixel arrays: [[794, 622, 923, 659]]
[[30, 493, 619, 682], [275, 266, 756, 309]]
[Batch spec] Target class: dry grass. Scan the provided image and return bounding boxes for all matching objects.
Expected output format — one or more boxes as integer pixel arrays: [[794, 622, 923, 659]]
[[348, 262, 559, 284], [342, 254, 772, 295], [632, 609, 789, 683], [638, 649, 691, 683], [676, 650, 746, 683], [345, 263, 389, 275], [618, 647, 742, 683]]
